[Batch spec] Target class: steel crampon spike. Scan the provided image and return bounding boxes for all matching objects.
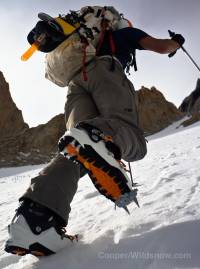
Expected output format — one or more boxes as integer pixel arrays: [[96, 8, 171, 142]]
[[123, 205, 130, 214]]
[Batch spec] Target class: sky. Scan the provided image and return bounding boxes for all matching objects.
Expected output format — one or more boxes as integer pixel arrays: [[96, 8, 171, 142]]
[[0, 0, 199, 127]]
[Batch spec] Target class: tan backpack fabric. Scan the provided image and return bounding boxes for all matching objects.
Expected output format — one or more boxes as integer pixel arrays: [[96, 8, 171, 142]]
[[45, 6, 130, 87], [45, 33, 96, 87]]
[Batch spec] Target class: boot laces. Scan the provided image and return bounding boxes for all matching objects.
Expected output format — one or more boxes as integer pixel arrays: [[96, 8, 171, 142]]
[[117, 160, 129, 172]]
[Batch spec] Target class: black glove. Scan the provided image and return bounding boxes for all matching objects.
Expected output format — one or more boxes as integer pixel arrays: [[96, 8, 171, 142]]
[[27, 21, 66, 52], [171, 34, 185, 47], [168, 30, 185, 58]]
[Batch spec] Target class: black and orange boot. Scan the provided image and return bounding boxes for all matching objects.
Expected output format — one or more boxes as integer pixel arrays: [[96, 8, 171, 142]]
[[58, 123, 139, 213]]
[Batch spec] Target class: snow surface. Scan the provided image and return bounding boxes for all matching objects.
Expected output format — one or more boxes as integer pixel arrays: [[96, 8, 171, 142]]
[[1, 120, 200, 269]]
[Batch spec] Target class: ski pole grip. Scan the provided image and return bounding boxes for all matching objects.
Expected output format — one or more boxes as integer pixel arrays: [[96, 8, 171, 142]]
[[168, 30, 176, 38], [168, 51, 177, 58], [168, 29, 177, 57]]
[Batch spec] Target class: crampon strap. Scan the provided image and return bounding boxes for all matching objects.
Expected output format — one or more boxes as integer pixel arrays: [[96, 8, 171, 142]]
[[61, 228, 79, 242]]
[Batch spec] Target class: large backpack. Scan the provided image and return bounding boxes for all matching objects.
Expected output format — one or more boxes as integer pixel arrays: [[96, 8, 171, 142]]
[[45, 6, 133, 87]]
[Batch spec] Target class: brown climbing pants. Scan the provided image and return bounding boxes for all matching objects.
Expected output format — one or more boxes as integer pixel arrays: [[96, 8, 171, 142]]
[[21, 57, 147, 223]]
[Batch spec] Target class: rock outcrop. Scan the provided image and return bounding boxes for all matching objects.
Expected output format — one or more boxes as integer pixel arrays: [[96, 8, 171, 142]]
[[137, 86, 183, 134], [0, 71, 65, 167], [0, 114, 65, 167], [0, 71, 28, 139], [178, 78, 200, 127], [179, 78, 200, 114], [180, 112, 200, 127]]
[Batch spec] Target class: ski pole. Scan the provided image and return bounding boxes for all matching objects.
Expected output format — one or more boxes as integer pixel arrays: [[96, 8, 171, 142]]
[[168, 30, 200, 73]]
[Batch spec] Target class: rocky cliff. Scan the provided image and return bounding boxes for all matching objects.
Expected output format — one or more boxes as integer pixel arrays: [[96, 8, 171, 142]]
[[0, 72, 184, 167], [137, 86, 183, 134], [179, 78, 200, 114], [0, 71, 65, 167], [179, 78, 200, 127], [0, 114, 65, 167], [0, 71, 28, 139]]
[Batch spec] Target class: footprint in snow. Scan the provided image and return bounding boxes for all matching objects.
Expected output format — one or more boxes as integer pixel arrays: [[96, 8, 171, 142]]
[[167, 172, 181, 178], [162, 191, 174, 199], [124, 221, 157, 236], [171, 162, 178, 166], [162, 165, 169, 169], [84, 191, 99, 199], [159, 176, 177, 183], [162, 162, 178, 170], [167, 152, 177, 159], [142, 200, 155, 207]]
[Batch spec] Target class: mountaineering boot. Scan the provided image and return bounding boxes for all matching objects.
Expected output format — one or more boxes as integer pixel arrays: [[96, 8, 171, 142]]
[[5, 199, 78, 257], [59, 123, 139, 212]]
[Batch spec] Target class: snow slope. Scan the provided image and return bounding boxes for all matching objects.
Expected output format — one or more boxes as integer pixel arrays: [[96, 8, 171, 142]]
[[1, 121, 200, 269]]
